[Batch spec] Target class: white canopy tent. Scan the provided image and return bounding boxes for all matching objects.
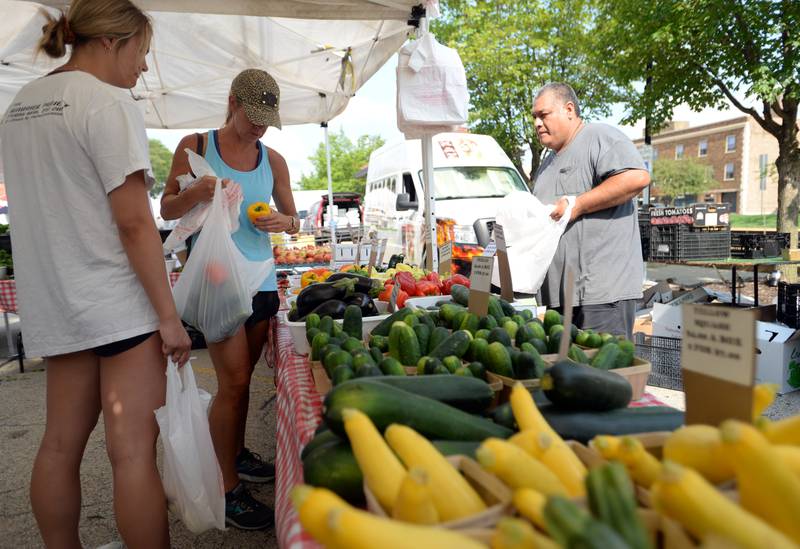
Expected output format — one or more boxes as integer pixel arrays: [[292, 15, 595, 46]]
[[0, 0, 442, 264]]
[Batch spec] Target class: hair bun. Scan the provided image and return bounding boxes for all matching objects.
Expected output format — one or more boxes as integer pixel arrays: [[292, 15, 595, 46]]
[[38, 11, 69, 58]]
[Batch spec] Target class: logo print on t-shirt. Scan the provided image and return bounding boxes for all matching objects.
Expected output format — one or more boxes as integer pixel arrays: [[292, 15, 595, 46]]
[[2, 100, 68, 124]]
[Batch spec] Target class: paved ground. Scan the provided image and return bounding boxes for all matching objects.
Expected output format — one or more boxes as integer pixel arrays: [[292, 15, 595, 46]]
[[0, 350, 279, 549]]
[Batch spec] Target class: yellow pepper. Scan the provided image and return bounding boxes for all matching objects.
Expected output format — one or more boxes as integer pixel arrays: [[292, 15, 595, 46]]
[[247, 202, 271, 223]]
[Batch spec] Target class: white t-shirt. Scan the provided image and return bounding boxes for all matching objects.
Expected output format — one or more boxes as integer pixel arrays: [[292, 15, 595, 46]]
[[0, 71, 160, 357]]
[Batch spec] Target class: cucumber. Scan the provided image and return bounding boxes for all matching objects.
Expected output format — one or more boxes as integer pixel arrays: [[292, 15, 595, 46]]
[[528, 338, 548, 355], [487, 298, 505, 324], [418, 356, 443, 375], [616, 340, 635, 369], [369, 346, 384, 364], [491, 402, 518, 430], [498, 297, 516, 317], [318, 315, 334, 336], [371, 307, 413, 336], [587, 462, 651, 549], [487, 327, 512, 347], [466, 337, 489, 363], [301, 428, 341, 460], [451, 309, 468, 331], [310, 331, 330, 361], [412, 324, 431, 356], [305, 313, 321, 331], [378, 356, 406, 376], [479, 315, 498, 331], [341, 336, 364, 353], [332, 364, 355, 385], [568, 344, 590, 364], [351, 353, 376, 370], [417, 311, 436, 331], [428, 330, 472, 360], [547, 330, 564, 354], [427, 326, 451, 354], [454, 365, 474, 377], [485, 341, 514, 377], [538, 404, 685, 443], [323, 349, 352, 377], [323, 379, 513, 440], [543, 309, 562, 334], [302, 439, 365, 505], [511, 314, 525, 326], [354, 364, 382, 377], [438, 303, 466, 325], [388, 321, 421, 366], [442, 355, 462, 374], [459, 312, 480, 335], [467, 361, 488, 381], [515, 324, 536, 348], [542, 360, 632, 411], [342, 304, 362, 339], [544, 496, 629, 549], [306, 326, 320, 345], [449, 283, 470, 306], [431, 364, 450, 375], [502, 320, 519, 339], [591, 342, 622, 370], [514, 351, 545, 380], [474, 328, 491, 340], [403, 314, 419, 327], [520, 309, 534, 321], [368, 334, 389, 352]]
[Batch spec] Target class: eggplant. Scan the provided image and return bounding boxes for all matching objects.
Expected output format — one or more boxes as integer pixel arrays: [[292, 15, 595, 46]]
[[325, 272, 378, 296], [344, 292, 379, 317], [309, 299, 348, 319], [296, 281, 347, 317]]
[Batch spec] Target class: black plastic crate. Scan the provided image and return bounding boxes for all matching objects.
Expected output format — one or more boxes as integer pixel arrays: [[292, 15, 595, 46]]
[[638, 211, 651, 261], [777, 281, 800, 328], [649, 224, 730, 261], [634, 333, 683, 390], [731, 231, 788, 258]]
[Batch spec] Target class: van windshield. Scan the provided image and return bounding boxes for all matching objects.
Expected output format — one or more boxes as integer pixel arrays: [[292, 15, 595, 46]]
[[418, 167, 528, 200]]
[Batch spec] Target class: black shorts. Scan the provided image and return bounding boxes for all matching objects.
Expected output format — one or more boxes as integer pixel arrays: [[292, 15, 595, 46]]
[[245, 291, 280, 328], [92, 331, 156, 358]]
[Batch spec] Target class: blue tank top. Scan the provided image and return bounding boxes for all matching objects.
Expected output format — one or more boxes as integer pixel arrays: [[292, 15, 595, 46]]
[[204, 129, 276, 291]]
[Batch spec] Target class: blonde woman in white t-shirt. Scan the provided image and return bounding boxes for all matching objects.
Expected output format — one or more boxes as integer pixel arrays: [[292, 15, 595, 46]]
[[0, 1, 191, 547]]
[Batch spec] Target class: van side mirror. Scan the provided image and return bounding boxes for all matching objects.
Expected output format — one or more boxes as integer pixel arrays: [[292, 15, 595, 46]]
[[396, 193, 418, 211]]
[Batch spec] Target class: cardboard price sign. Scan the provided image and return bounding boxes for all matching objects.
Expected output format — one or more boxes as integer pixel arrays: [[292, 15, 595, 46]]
[[378, 238, 388, 266], [468, 255, 494, 316], [438, 241, 452, 275], [482, 241, 497, 256], [388, 277, 401, 313], [367, 238, 379, 276], [681, 304, 756, 424], [492, 224, 514, 302]]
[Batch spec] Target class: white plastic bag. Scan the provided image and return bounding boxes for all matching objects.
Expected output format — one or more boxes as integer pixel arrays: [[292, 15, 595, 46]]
[[171, 179, 273, 342], [396, 31, 469, 138], [491, 192, 573, 294], [162, 149, 243, 253], [155, 359, 225, 534]]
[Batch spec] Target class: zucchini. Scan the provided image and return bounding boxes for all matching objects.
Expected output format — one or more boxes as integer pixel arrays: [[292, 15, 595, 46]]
[[449, 283, 470, 306], [412, 324, 431, 356], [538, 404, 685, 443], [591, 342, 622, 370], [388, 321, 421, 366], [342, 304, 363, 339], [323, 379, 513, 440], [431, 439, 481, 459], [543, 360, 632, 411], [428, 330, 472, 360], [427, 326, 451, 354], [301, 428, 342, 460], [371, 307, 413, 336], [302, 438, 365, 504], [378, 356, 406, 376]]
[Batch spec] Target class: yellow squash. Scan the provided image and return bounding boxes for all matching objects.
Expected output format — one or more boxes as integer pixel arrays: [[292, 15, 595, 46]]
[[617, 436, 662, 489], [662, 425, 734, 484], [509, 431, 585, 497], [476, 438, 568, 496], [342, 409, 406, 513], [326, 503, 488, 549], [491, 517, 558, 549], [392, 468, 439, 525], [775, 445, 800, 478], [720, 420, 800, 542], [588, 435, 622, 460], [384, 424, 486, 522], [512, 488, 547, 531], [752, 383, 779, 420], [291, 485, 349, 548], [650, 462, 796, 549], [758, 415, 800, 446]]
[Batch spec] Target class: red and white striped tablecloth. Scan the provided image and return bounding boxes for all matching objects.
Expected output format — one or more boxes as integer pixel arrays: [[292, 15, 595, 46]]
[[0, 272, 182, 314]]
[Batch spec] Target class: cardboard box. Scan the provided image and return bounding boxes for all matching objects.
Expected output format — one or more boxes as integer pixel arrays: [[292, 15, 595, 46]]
[[755, 320, 800, 394]]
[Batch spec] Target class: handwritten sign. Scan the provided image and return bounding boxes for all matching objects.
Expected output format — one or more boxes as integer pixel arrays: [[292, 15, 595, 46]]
[[388, 278, 401, 313], [482, 241, 497, 257], [470, 256, 494, 293], [493, 225, 507, 252], [439, 241, 453, 263]]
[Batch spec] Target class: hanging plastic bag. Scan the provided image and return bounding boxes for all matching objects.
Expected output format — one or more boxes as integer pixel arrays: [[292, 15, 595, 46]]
[[171, 179, 272, 342], [491, 192, 574, 294], [396, 31, 469, 138], [162, 149, 244, 253], [155, 359, 225, 534]]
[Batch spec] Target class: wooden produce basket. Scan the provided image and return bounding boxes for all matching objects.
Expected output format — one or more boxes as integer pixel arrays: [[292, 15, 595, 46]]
[[364, 455, 512, 530], [543, 347, 652, 401], [486, 372, 540, 404], [310, 361, 332, 395]]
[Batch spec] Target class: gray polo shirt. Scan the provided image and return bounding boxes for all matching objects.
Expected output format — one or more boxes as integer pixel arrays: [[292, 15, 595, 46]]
[[532, 123, 645, 307]]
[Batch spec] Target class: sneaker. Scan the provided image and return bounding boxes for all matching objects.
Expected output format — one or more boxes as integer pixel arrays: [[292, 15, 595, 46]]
[[225, 483, 274, 530], [236, 448, 275, 483]]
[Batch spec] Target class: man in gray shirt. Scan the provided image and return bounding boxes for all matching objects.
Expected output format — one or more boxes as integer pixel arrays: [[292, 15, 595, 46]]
[[531, 83, 650, 338]]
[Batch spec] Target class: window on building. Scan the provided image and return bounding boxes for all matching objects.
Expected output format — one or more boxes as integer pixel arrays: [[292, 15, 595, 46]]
[[698, 139, 708, 157], [675, 144, 684, 159], [724, 162, 735, 180], [759, 154, 768, 191], [726, 135, 736, 152]]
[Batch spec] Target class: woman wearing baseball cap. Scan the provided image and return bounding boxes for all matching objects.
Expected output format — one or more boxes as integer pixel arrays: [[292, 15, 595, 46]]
[[162, 68, 299, 530]]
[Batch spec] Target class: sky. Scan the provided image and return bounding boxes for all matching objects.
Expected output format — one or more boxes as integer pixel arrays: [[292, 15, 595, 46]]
[[147, 54, 744, 185]]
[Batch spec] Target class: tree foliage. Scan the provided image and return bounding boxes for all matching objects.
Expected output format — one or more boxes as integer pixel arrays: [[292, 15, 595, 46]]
[[651, 158, 715, 201], [298, 130, 384, 196], [432, 0, 628, 181], [148, 138, 173, 198], [594, 0, 800, 236]]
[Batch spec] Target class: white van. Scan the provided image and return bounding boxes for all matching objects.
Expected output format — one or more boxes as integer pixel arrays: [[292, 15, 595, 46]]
[[364, 133, 529, 265]]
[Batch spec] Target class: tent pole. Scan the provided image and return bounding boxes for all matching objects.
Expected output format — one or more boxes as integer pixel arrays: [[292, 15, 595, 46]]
[[323, 122, 337, 246], [418, 17, 437, 272]]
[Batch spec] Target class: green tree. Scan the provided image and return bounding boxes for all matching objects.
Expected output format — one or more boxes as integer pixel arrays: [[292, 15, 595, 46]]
[[148, 138, 173, 198], [299, 130, 385, 196], [432, 0, 628, 182], [651, 158, 715, 202], [594, 0, 800, 241]]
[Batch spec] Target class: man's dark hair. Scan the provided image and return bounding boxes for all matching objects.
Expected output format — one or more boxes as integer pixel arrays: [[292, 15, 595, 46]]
[[535, 82, 581, 117]]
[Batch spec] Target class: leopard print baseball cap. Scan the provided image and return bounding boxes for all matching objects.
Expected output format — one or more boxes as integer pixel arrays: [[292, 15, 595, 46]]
[[231, 69, 282, 129]]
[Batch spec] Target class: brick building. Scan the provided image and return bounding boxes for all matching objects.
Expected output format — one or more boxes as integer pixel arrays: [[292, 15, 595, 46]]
[[633, 116, 778, 214]]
